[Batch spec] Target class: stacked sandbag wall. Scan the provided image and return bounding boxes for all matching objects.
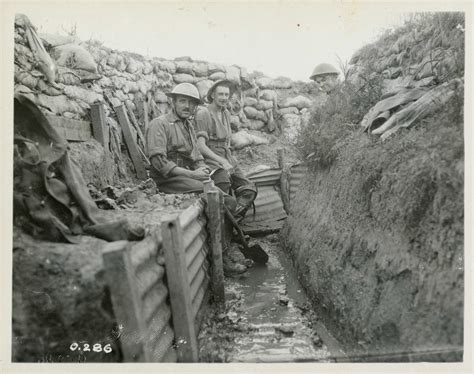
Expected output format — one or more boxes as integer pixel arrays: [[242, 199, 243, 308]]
[[14, 14, 320, 189], [347, 13, 464, 95]]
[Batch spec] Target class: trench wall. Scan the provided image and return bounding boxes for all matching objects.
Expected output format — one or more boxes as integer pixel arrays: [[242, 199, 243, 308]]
[[282, 13, 464, 361]]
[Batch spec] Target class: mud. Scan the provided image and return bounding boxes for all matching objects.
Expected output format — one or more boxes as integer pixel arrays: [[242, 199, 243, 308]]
[[198, 235, 341, 363]]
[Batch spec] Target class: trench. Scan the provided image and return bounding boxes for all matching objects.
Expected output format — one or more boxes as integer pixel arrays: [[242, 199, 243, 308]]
[[198, 235, 346, 363]]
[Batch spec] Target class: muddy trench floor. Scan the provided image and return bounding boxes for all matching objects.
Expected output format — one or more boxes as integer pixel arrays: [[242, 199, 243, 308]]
[[198, 234, 344, 363]]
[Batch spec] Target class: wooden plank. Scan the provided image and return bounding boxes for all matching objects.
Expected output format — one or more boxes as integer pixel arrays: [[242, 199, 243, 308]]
[[101, 241, 145, 362], [115, 104, 148, 180], [206, 190, 225, 303], [90, 103, 108, 146], [143, 100, 149, 135], [161, 217, 199, 362], [45, 115, 92, 142]]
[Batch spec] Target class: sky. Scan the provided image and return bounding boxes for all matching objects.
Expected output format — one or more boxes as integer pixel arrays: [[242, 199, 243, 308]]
[[5, 1, 469, 81]]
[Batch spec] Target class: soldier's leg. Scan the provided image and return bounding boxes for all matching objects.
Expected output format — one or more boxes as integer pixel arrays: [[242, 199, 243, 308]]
[[230, 166, 257, 222]]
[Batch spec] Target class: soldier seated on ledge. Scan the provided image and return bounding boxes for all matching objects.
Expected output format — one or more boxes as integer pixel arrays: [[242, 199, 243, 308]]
[[145, 82, 248, 275]]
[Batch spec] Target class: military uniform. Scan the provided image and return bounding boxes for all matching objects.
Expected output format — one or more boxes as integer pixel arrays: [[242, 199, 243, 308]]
[[194, 102, 257, 219], [146, 110, 234, 202]]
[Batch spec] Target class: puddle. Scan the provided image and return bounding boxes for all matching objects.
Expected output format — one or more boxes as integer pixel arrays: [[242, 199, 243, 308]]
[[198, 235, 339, 363]]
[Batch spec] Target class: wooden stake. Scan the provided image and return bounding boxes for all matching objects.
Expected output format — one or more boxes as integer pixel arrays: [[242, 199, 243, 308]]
[[161, 217, 199, 362], [277, 148, 285, 169], [90, 103, 108, 146], [143, 100, 149, 134], [115, 104, 148, 180], [206, 190, 225, 303]]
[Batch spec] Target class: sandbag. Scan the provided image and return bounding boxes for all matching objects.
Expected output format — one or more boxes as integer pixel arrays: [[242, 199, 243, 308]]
[[193, 62, 209, 77], [259, 89, 277, 102], [209, 72, 226, 81], [243, 106, 266, 122], [244, 97, 258, 107], [126, 58, 143, 74], [256, 77, 274, 89], [175, 60, 194, 75], [16, 70, 39, 90], [273, 77, 292, 89], [231, 130, 269, 150], [56, 67, 82, 86], [256, 99, 274, 111], [157, 60, 176, 74], [173, 73, 195, 84], [248, 120, 266, 131], [37, 80, 62, 96], [52, 43, 98, 73], [279, 106, 299, 115], [226, 65, 241, 85], [208, 62, 226, 74], [142, 61, 154, 75], [196, 79, 214, 99], [281, 95, 312, 109]]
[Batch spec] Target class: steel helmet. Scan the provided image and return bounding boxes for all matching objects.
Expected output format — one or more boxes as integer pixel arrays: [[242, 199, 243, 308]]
[[309, 63, 340, 80], [166, 83, 201, 103]]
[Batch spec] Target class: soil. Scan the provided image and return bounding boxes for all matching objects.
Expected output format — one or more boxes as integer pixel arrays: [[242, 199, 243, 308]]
[[281, 114, 464, 362], [12, 191, 198, 362]]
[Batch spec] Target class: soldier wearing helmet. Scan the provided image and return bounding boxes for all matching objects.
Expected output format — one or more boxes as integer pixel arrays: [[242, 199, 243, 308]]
[[194, 79, 258, 222], [309, 63, 340, 93], [146, 82, 231, 195], [146, 82, 247, 275]]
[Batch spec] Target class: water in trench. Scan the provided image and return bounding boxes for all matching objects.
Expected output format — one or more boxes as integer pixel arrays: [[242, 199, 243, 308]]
[[198, 234, 345, 363]]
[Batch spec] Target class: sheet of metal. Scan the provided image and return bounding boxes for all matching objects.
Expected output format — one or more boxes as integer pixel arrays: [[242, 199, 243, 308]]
[[246, 168, 282, 186], [142, 283, 169, 323], [289, 163, 308, 202], [146, 324, 176, 362], [136, 263, 166, 301], [242, 186, 287, 224]]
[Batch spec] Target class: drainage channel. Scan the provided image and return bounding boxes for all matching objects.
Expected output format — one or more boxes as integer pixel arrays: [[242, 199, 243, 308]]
[[198, 234, 346, 363]]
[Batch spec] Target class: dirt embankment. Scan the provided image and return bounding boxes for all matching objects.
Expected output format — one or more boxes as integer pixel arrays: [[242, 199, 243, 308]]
[[281, 105, 463, 361]]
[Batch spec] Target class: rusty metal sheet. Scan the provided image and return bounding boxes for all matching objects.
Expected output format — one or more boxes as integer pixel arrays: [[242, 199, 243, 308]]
[[246, 167, 282, 186]]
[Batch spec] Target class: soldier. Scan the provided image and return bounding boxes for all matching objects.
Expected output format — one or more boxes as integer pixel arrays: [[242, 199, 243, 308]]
[[145, 82, 247, 275], [309, 63, 340, 93], [194, 79, 257, 222]]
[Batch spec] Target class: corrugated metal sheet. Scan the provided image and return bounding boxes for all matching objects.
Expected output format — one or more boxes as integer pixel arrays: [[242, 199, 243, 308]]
[[242, 185, 287, 225], [289, 163, 308, 203], [127, 236, 177, 362], [182, 204, 210, 328], [246, 168, 282, 186]]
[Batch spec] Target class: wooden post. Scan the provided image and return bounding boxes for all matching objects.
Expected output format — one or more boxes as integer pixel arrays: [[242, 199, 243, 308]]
[[102, 241, 145, 362], [115, 104, 148, 180], [143, 100, 149, 134], [206, 190, 225, 303], [161, 217, 198, 362], [277, 148, 285, 169], [90, 103, 108, 147]]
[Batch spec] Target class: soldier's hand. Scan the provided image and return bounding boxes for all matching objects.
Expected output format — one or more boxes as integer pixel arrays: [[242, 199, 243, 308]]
[[192, 167, 210, 181]]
